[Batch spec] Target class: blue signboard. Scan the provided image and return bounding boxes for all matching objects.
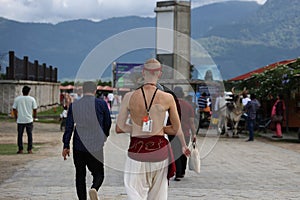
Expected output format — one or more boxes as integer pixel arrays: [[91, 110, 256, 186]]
[[115, 63, 142, 80], [115, 62, 143, 87]]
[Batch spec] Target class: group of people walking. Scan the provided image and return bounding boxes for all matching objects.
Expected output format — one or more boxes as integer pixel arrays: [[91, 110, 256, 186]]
[[12, 58, 286, 200], [61, 58, 193, 200]]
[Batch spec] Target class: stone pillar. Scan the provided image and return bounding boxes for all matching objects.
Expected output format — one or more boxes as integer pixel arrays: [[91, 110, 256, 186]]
[[34, 60, 39, 81], [155, 1, 191, 80], [24, 56, 29, 80], [8, 51, 15, 80], [49, 65, 53, 82], [43, 63, 46, 81], [54, 67, 58, 82]]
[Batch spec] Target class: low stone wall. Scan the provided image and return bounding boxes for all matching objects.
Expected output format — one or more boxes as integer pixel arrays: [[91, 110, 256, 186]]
[[0, 80, 60, 115]]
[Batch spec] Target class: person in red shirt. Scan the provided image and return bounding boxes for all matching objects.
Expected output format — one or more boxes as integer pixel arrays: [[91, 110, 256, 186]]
[[172, 86, 197, 181]]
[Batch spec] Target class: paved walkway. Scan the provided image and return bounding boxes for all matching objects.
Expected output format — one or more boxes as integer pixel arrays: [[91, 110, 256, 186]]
[[1, 124, 300, 200]]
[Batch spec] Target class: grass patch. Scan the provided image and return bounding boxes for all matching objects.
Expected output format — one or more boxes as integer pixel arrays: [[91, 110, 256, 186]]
[[0, 113, 11, 121], [0, 106, 64, 122], [37, 106, 63, 123], [38, 106, 63, 117], [0, 144, 17, 155], [0, 144, 41, 155], [36, 119, 60, 124], [0, 118, 15, 123]]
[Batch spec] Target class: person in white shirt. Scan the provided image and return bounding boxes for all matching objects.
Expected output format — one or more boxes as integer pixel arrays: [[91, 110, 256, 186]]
[[59, 105, 68, 131], [107, 93, 114, 109], [242, 93, 251, 121], [214, 90, 227, 134], [12, 86, 38, 154], [242, 93, 251, 106]]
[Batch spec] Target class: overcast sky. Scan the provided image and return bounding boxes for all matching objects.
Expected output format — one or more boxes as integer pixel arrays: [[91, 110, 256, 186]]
[[0, 0, 267, 24]]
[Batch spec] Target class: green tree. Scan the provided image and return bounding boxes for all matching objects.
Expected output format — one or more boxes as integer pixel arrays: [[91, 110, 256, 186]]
[[251, 60, 300, 99], [228, 59, 300, 100], [60, 81, 74, 86], [97, 80, 112, 86]]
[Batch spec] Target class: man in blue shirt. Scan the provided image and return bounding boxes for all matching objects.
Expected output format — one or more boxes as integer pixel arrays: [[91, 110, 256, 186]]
[[244, 93, 260, 142], [62, 81, 111, 200], [198, 92, 208, 110]]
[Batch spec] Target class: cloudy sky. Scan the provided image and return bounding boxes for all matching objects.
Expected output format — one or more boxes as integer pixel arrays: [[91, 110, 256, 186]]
[[0, 0, 267, 24]]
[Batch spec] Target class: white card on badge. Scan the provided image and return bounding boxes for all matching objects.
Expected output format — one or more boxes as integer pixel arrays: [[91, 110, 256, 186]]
[[142, 119, 153, 132]]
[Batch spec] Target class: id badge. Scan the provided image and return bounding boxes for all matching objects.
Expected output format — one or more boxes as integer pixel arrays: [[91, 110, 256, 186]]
[[142, 119, 153, 132]]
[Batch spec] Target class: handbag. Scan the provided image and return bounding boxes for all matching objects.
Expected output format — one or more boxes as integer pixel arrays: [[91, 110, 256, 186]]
[[211, 112, 219, 125], [272, 115, 283, 123], [188, 141, 201, 173], [211, 117, 219, 125]]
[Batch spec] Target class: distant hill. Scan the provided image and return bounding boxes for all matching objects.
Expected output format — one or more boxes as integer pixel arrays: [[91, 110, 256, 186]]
[[0, 16, 155, 80], [0, 0, 300, 80], [191, 1, 260, 38], [199, 0, 300, 78]]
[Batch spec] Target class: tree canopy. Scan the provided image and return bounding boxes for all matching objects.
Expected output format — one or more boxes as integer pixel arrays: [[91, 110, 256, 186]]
[[227, 58, 300, 99]]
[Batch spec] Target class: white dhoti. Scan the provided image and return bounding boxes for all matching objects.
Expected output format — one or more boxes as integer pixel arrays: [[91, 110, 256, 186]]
[[124, 156, 169, 200]]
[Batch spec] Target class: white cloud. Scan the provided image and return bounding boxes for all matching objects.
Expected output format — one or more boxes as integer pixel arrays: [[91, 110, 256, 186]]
[[191, 0, 267, 8], [0, 0, 267, 24]]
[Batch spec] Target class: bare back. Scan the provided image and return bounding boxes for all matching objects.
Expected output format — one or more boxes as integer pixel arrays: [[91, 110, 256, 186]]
[[127, 85, 178, 137]]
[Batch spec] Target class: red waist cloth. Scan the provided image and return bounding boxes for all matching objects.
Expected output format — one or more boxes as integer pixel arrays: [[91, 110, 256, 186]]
[[128, 135, 176, 180]]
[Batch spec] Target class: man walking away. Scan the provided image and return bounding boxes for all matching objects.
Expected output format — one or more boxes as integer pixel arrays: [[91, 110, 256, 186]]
[[116, 58, 190, 200], [62, 81, 112, 200]]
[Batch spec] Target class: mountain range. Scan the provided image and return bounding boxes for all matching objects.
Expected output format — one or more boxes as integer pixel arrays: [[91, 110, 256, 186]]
[[0, 0, 299, 81]]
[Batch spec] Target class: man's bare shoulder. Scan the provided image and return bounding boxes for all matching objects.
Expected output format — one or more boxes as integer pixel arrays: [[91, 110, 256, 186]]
[[157, 89, 174, 101], [123, 91, 134, 98], [120, 91, 134, 105]]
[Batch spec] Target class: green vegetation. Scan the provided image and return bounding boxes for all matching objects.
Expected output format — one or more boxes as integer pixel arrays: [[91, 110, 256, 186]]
[[0, 113, 14, 122], [0, 144, 41, 155], [0, 144, 18, 155], [0, 106, 64, 123], [38, 106, 63, 117], [228, 58, 300, 99], [60, 81, 74, 86], [35, 118, 60, 124], [60, 80, 112, 87], [36, 106, 63, 124]]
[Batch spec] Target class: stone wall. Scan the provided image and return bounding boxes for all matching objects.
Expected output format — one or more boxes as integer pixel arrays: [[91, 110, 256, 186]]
[[0, 80, 60, 114]]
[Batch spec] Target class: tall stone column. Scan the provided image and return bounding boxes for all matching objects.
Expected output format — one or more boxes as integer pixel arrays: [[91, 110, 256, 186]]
[[155, 0, 191, 81]]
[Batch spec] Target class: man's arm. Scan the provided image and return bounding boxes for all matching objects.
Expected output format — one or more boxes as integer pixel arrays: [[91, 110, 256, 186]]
[[189, 117, 197, 142], [12, 98, 18, 121], [177, 127, 191, 157], [33, 109, 37, 120], [62, 104, 74, 160], [100, 100, 112, 137], [164, 94, 190, 156], [187, 102, 197, 141], [13, 109, 18, 121], [32, 98, 38, 120], [163, 94, 181, 135], [116, 92, 132, 134]]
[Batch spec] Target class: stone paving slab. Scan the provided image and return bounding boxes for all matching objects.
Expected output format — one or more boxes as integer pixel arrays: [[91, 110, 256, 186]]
[[1, 129, 300, 200]]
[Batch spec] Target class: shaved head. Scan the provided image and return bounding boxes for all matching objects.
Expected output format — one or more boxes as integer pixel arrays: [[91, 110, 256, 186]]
[[143, 58, 162, 72]]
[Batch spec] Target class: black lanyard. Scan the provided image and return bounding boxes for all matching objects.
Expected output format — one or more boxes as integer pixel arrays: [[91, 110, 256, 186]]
[[141, 86, 158, 115]]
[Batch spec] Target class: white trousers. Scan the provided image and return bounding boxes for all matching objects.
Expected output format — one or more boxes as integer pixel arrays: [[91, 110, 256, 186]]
[[124, 156, 169, 200]]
